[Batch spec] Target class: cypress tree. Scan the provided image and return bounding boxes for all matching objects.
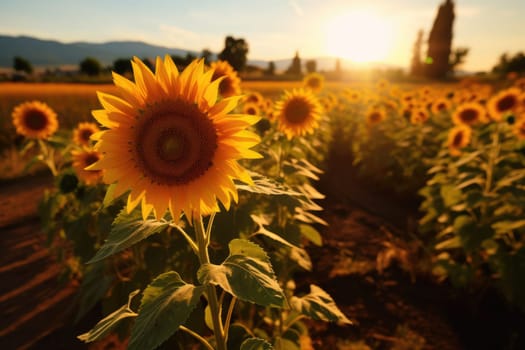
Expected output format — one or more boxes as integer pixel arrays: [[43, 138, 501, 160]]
[[410, 29, 424, 77], [425, 0, 455, 79]]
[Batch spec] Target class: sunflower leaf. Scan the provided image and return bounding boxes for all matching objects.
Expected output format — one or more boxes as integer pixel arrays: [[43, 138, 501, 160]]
[[197, 239, 287, 308], [290, 284, 351, 324], [78, 289, 139, 343], [240, 337, 274, 350], [87, 207, 169, 263], [128, 271, 204, 350], [235, 171, 304, 198]]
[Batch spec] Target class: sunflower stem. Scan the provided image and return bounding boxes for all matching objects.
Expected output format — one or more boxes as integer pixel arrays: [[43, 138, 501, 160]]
[[194, 215, 226, 350]]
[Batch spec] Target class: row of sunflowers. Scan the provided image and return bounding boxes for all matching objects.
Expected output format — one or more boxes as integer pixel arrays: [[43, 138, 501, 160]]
[[318, 75, 525, 311], [9, 57, 349, 350]]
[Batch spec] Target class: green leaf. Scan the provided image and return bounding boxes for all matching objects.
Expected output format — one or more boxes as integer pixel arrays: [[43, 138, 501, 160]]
[[435, 236, 461, 250], [290, 284, 351, 324], [75, 262, 113, 322], [290, 246, 312, 271], [78, 289, 139, 343], [87, 207, 169, 263], [299, 224, 322, 246], [492, 220, 525, 233], [235, 171, 303, 197], [128, 271, 204, 350], [241, 337, 274, 350], [197, 239, 287, 308], [440, 185, 463, 207], [454, 215, 493, 253], [251, 214, 296, 249]]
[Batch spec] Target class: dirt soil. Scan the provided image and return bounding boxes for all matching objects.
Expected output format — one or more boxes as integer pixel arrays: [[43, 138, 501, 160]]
[[1, 161, 525, 349]]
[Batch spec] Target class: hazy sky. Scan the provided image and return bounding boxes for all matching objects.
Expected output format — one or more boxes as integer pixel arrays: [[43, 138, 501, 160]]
[[1, 0, 524, 71]]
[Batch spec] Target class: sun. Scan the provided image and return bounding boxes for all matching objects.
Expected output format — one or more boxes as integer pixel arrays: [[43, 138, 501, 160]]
[[324, 10, 392, 63]]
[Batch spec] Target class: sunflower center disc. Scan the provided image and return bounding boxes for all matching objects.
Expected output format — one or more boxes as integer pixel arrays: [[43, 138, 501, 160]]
[[497, 95, 516, 112], [460, 109, 478, 123], [25, 110, 47, 131], [135, 102, 218, 186], [285, 99, 310, 124], [80, 129, 93, 143]]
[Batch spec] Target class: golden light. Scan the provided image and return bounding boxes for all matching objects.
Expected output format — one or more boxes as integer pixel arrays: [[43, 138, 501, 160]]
[[324, 10, 393, 63]]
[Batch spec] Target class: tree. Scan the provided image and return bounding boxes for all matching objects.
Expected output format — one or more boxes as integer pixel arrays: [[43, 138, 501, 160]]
[[264, 61, 276, 76], [200, 49, 213, 64], [449, 47, 469, 73], [492, 52, 525, 76], [113, 58, 132, 75], [305, 59, 317, 73], [218, 36, 249, 72], [425, 0, 455, 79], [80, 57, 102, 76], [13, 56, 33, 74], [409, 30, 424, 76], [286, 51, 302, 76]]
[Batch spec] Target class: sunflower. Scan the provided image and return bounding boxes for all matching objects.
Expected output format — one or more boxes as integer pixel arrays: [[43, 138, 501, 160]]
[[72, 148, 104, 185], [242, 102, 260, 116], [274, 88, 323, 139], [210, 60, 241, 98], [244, 91, 265, 107], [487, 87, 521, 121], [452, 102, 487, 126], [12, 101, 58, 139], [447, 125, 472, 156], [410, 108, 429, 124], [366, 106, 386, 125], [302, 72, 324, 93], [72, 122, 100, 146], [431, 97, 452, 114], [89, 56, 261, 219]]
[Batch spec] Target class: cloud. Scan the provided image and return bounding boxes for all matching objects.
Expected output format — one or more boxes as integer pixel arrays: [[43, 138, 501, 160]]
[[289, 0, 304, 16]]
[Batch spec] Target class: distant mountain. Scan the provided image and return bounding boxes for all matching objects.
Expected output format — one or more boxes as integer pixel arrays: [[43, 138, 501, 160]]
[[0, 34, 402, 72], [0, 35, 197, 67]]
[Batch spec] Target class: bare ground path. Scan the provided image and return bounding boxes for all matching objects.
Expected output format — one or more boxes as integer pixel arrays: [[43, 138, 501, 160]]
[[0, 173, 81, 350]]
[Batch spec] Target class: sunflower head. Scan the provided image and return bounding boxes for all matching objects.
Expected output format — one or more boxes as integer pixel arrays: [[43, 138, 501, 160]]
[[448, 125, 472, 156], [72, 122, 100, 146], [210, 60, 242, 98], [12, 101, 58, 139], [89, 56, 261, 220], [244, 91, 265, 107], [452, 102, 487, 126], [242, 102, 260, 116], [431, 97, 451, 114], [410, 109, 429, 124], [487, 88, 521, 121], [274, 88, 323, 139], [72, 148, 104, 185], [302, 72, 325, 93], [366, 106, 386, 125]]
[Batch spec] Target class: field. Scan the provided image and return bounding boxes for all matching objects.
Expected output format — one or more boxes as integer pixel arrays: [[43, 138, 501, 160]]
[[1, 74, 525, 350]]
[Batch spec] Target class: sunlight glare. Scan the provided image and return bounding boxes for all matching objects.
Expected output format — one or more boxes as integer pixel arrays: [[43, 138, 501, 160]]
[[324, 10, 393, 63]]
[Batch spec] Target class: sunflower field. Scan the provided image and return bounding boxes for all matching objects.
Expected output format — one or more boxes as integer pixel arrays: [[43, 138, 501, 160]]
[[2, 58, 525, 349]]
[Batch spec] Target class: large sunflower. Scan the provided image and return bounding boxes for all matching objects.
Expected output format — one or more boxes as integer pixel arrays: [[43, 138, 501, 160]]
[[89, 56, 261, 219], [210, 60, 241, 98], [274, 88, 323, 139], [72, 148, 103, 185], [12, 101, 58, 139], [73, 122, 100, 146]]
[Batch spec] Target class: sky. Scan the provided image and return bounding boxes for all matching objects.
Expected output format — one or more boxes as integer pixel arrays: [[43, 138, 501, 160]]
[[0, 0, 524, 72]]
